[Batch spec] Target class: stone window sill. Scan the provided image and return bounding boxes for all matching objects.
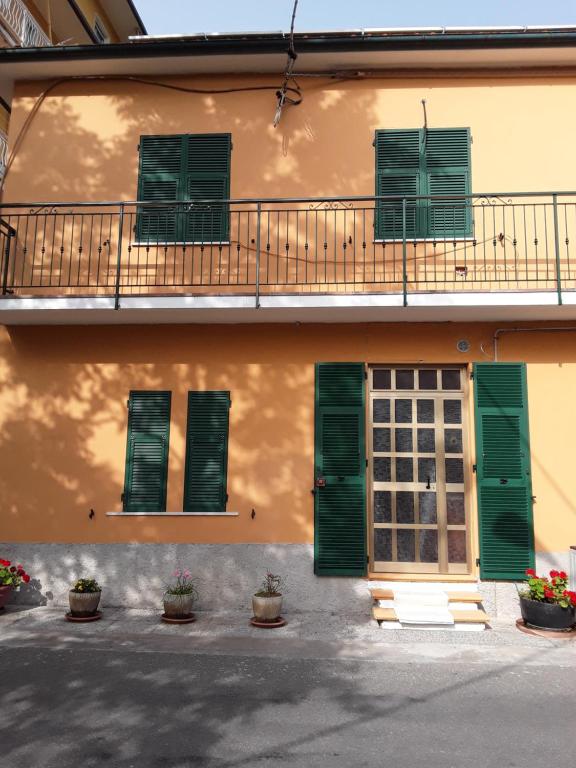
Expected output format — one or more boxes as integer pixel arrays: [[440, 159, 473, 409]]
[[106, 511, 239, 517]]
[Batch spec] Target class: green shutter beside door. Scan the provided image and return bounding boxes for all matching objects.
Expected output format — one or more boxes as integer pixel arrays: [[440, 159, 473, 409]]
[[314, 363, 367, 576], [183, 391, 230, 512], [473, 363, 535, 580], [123, 391, 171, 512]]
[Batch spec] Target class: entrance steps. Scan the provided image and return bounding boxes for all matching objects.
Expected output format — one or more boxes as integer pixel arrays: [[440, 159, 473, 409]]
[[370, 583, 490, 631]]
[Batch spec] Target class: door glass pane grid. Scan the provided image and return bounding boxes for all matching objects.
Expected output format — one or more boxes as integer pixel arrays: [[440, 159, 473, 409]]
[[372, 392, 442, 568], [369, 366, 469, 574]]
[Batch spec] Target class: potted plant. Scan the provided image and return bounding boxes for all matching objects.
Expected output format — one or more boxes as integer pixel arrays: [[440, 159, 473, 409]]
[[68, 577, 102, 619], [162, 568, 198, 623], [0, 558, 31, 611], [519, 568, 576, 631], [252, 572, 284, 623]]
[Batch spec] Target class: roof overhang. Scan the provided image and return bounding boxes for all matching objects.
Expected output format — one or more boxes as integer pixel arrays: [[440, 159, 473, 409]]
[[0, 27, 576, 81], [2, 27, 576, 81], [100, 0, 147, 38]]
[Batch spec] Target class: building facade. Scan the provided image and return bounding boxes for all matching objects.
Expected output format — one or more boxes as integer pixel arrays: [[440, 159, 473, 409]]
[[1, 28, 576, 615], [0, 0, 146, 181]]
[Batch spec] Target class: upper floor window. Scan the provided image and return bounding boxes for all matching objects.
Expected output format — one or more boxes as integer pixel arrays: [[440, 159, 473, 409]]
[[136, 133, 232, 243], [375, 128, 471, 240], [93, 17, 110, 43]]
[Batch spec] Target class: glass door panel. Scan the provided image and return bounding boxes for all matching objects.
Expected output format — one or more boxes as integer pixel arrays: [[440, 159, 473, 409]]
[[369, 366, 470, 574]]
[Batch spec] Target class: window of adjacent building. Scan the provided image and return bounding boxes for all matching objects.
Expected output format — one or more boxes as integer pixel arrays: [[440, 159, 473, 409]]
[[136, 133, 232, 243], [93, 17, 110, 44], [375, 128, 471, 240]]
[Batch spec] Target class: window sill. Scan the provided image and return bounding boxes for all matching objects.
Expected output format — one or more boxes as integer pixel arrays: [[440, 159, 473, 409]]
[[373, 237, 475, 244], [106, 511, 239, 517], [131, 242, 231, 248]]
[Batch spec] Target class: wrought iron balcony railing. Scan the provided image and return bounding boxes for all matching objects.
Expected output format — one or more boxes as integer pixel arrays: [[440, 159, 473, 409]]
[[0, 193, 574, 307], [0, 0, 51, 47]]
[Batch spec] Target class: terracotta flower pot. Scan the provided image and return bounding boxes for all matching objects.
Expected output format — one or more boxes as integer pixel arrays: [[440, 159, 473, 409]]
[[0, 584, 13, 611], [69, 589, 101, 617], [163, 592, 194, 618], [252, 594, 283, 622], [520, 597, 575, 631]]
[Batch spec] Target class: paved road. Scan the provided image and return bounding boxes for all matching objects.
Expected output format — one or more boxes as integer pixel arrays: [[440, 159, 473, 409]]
[[0, 642, 574, 768]]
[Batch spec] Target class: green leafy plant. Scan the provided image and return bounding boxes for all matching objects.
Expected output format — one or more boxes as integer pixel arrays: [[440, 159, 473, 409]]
[[254, 572, 284, 598], [520, 569, 576, 609], [0, 558, 30, 587], [71, 577, 101, 593], [165, 568, 198, 598]]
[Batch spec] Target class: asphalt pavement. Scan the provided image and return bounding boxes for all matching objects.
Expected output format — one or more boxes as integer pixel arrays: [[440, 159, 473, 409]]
[[1, 634, 575, 768]]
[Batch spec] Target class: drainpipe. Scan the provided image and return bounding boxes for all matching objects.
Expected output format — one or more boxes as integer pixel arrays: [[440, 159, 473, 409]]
[[493, 327, 576, 361]]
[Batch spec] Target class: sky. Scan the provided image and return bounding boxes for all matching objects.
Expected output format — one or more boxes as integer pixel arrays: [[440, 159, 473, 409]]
[[135, 0, 576, 36]]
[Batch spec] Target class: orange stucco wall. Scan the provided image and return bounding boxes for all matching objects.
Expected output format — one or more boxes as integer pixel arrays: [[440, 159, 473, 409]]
[[5, 72, 576, 202], [1, 321, 575, 556]]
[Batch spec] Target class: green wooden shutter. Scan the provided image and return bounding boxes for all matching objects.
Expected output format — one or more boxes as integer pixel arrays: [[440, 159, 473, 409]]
[[183, 391, 230, 512], [185, 134, 231, 242], [424, 128, 471, 238], [314, 363, 367, 576], [123, 391, 171, 512], [375, 130, 421, 239], [473, 363, 534, 580], [137, 135, 184, 241]]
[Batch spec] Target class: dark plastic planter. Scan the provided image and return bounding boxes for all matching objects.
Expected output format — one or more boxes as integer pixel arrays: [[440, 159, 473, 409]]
[[520, 597, 575, 631], [0, 584, 13, 611]]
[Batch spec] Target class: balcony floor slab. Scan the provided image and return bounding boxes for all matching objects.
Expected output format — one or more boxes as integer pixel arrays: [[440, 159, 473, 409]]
[[0, 291, 573, 324]]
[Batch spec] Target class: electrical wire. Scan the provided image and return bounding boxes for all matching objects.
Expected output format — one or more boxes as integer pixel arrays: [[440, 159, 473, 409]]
[[1, 74, 302, 189], [274, 0, 302, 127]]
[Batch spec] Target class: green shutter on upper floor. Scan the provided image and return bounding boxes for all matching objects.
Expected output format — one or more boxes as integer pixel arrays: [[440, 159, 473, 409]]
[[183, 391, 230, 512], [136, 133, 231, 243], [424, 128, 471, 238], [375, 127, 471, 239], [123, 391, 171, 512], [314, 363, 367, 576], [473, 363, 535, 580]]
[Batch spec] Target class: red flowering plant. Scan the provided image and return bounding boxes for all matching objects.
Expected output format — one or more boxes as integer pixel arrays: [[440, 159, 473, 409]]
[[520, 568, 576, 609], [0, 558, 31, 588]]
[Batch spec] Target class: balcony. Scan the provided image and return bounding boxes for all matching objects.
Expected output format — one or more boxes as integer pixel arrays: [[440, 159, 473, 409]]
[[0, 0, 51, 47], [1, 193, 576, 324]]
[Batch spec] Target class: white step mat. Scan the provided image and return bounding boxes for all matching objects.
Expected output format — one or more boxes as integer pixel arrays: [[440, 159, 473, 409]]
[[393, 590, 454, 625]]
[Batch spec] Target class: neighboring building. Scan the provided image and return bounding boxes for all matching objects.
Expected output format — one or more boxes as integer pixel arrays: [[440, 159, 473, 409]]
[[0, 0, 146, 180], [1, 27, 576, 616]]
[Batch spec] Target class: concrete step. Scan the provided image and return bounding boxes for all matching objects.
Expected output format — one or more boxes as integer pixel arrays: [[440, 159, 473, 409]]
[[372, 606, 490, 632], [371, 588, 483, 605]]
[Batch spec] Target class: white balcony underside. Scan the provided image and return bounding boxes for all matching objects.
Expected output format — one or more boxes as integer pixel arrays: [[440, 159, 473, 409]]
[[0, 291, 573, 325]]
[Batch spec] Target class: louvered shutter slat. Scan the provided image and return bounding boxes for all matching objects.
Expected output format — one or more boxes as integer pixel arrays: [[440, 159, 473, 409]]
[[123, 391, 171, 512], [474, 363, 535, 580], [183, 391, 230, 512], [314, 363, 366, 576]]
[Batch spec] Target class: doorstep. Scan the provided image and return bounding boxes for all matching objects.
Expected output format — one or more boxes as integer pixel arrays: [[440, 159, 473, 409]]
[[367, 573, 478, 582]]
